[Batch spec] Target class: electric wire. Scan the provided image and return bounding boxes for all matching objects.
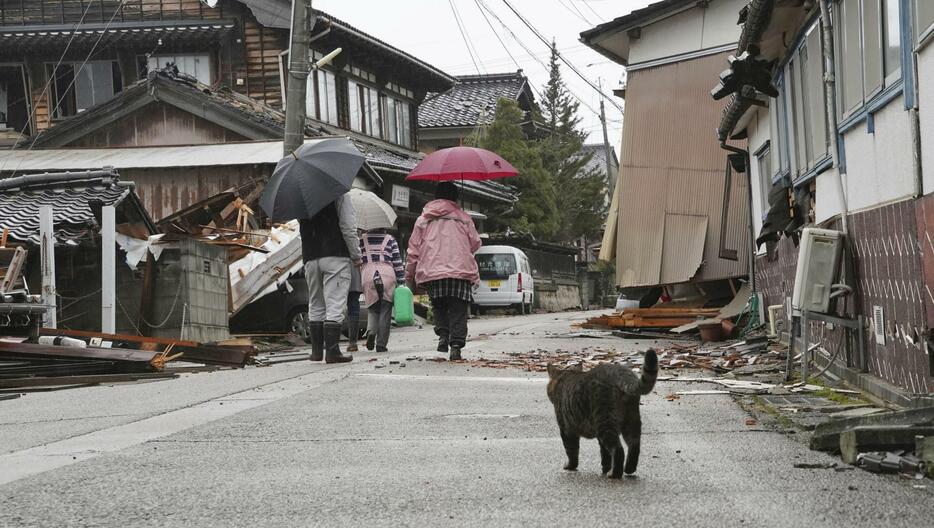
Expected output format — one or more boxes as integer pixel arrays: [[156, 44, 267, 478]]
[[8, 0, 129, 178], [500, 0, 624, 114], [0, 0, 97, 172], [449, 0, 484, 75], [557, 0, 593, 25]]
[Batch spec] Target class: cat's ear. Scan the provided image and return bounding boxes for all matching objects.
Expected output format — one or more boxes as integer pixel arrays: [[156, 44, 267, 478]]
[[571, 362, 583, 371], [547, 364, 558, 378]]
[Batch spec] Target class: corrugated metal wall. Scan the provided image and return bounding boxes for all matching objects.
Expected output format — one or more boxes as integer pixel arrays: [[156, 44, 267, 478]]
[[615, 52, 748, 288]]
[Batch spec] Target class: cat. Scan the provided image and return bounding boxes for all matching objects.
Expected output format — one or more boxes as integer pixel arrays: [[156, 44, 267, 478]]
[[546, 349, 658, 479]]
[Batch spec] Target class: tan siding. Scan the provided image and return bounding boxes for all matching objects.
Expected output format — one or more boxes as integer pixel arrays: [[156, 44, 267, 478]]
[[616, 51, 748, 288]]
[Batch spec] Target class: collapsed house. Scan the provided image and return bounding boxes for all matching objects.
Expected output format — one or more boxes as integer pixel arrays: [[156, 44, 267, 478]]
[[0, 169, 230, 343]]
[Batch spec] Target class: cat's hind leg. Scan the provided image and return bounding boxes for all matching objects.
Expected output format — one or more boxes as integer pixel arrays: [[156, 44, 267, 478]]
[[600, 432, 625, 479], [598, 439, 611, 475], [623, 421, 642, 475], [560, 429, 580, 471]]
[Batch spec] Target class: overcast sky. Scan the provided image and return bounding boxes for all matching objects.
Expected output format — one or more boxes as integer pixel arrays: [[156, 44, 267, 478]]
[[310, 0, 656, 151]]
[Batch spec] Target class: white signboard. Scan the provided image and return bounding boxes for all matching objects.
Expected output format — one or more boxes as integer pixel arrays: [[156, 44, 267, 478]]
[[391, 185, 410, 209]]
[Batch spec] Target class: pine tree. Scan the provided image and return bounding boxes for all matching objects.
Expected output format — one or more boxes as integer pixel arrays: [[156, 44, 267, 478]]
[[471, 99, 559, 238], [538, 40, 609, 242]]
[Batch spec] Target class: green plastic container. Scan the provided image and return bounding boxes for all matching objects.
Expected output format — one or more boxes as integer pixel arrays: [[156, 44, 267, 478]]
[[393, 284, 415, 326]]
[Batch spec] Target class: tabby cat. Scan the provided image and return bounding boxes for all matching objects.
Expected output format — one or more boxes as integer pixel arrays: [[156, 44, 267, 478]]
[[546, 350, 658, 479]]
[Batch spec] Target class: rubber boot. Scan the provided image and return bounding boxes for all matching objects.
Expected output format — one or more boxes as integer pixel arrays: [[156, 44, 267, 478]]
[[309, 321, 324, 361], [365, 331, 376, 351], [437, 336, 449, 353], [346, 315, 359, 353], [324, 321, 353, 363], [449, 345, 462, 361]]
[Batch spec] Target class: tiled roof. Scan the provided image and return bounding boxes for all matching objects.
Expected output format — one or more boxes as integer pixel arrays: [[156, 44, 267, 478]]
[[419, 72, 530, 128], [577, 143, 618, 178], [0, 169, 151, 244]]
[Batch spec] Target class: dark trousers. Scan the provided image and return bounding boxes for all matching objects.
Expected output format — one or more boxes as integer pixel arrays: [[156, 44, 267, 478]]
[[432, 296, 469, 348]]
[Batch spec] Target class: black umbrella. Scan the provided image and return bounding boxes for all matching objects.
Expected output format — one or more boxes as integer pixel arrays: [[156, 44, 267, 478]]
[[260, 138, 366, 223]]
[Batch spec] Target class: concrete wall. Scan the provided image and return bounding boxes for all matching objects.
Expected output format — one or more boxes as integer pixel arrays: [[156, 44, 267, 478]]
[[839, 95, 915, 214]]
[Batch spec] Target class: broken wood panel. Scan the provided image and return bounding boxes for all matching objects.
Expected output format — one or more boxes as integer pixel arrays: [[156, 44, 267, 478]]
[[231, 235, 302, 314], [0, 372, 178, 389], [0, 342, 165, 372], [242, 17, 286, 107]]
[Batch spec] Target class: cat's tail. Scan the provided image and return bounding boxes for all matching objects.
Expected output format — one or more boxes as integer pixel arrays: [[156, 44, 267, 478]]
[[638, 349, 659, 395]]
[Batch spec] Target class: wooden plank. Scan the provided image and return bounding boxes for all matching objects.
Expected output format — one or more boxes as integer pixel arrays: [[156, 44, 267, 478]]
[[231, 235, 302, 314], [0, 372, 178, 389]]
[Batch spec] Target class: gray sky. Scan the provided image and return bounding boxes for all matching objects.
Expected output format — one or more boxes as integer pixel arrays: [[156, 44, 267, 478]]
[[310, 0, 655, 150]]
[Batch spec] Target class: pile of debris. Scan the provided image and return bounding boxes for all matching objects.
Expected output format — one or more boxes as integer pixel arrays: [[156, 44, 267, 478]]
[[655, 336, 786, 373], [0, 330, 255, 392], [0, 232, 46, 334]]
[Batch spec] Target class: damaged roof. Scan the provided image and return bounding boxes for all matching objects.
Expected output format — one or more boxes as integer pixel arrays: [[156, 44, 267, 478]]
[[0, 169, 155, 245], [419, 72, 534, 129], [25, 68, 516, 204]]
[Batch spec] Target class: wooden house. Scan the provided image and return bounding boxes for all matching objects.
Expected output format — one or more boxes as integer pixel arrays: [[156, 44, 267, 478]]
[[0, 0, 517, 241]]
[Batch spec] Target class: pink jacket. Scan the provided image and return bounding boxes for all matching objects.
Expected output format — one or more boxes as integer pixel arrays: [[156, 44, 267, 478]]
[[405, 199, 482, 286]]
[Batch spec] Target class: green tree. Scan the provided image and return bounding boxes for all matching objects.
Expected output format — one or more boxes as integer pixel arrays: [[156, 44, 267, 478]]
[[538, 40, 609, 242], [470, 98, 559, 238]]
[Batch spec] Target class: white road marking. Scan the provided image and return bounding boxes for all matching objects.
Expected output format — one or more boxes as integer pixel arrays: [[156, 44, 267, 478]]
[[355, 373, 547, 383]]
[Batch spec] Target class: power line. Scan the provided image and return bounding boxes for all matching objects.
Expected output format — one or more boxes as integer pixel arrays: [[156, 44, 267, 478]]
[[472, 0, 544, 104], [500, 0, 624, 114], [9, 1, 129, 178], [0, 0, 96, 172], [557, 0, 593, 25], [579, 0, 606, 23], [474, 0, 595, 112], [448, 0, 484, 75]]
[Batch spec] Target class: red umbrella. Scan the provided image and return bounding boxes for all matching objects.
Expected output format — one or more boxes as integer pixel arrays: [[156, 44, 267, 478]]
[[406, 146, 518, 181]]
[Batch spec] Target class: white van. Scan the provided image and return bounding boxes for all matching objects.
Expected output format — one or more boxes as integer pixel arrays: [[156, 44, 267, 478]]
[[473, 246, 534, 314]]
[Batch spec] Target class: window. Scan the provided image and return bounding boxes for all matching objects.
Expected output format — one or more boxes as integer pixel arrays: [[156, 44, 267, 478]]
[[836, 0, 902, 116], [148, 54, 212, 85], [306, 69, 338, 125], [477, 253, 517, 280], [49, 61, 121, 119], [756, 143, 772, 214], [779, 24, 828, 178], [916, 0, 934, 41], [347, 79, 380, 136], [381, 94, 412, 148], [0, 65, 30, 135]]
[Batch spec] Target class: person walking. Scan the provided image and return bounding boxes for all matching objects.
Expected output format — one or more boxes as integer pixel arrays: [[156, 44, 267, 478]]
[[301, 193, 361, 363], [359, 229, 405, 352], [345, 264, 363, 353], [405, 182, 482, 360]]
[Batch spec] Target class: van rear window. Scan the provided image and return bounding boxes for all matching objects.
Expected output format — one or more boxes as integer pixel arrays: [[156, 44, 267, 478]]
[[477, 254, 517, 280]]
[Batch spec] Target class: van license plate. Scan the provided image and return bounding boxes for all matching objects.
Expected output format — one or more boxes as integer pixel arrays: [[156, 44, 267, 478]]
[[487, 280, 501, 288]]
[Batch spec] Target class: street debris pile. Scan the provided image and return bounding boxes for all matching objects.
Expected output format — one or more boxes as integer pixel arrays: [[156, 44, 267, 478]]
[[0, 330, 255, 392]]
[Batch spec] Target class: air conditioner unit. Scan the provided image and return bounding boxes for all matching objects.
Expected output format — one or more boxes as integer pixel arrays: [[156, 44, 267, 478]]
[[791, 228, 843, 315]]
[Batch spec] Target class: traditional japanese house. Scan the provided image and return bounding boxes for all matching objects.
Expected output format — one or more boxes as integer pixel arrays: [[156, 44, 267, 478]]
[[418, 71, 539, 153], [713, 0, 934, 403]]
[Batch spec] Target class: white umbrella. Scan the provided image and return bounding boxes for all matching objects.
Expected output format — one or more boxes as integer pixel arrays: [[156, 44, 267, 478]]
[[348, 188, 397, 230]]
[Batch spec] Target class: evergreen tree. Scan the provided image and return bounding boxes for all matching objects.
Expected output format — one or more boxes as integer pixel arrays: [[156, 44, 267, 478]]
[[471, 98, 559, 238], [538, 40, 609, 242]]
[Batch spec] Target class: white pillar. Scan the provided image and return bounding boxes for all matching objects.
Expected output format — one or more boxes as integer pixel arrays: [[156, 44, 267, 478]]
[[101, 205, 116, 334], [39, 206, 56, 329]]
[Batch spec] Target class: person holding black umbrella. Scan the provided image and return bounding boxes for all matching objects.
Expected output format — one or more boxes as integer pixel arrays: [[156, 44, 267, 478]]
[[301, 195, 361, 363], [259, 138, 369, 364]]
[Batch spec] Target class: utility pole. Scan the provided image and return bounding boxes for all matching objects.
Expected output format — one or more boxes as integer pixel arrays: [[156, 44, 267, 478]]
[[598, 96, 615, 198], [284, 0, 312, 156]]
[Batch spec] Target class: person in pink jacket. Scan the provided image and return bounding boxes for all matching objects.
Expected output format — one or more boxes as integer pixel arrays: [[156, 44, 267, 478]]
[[405, 182, 482, 360]]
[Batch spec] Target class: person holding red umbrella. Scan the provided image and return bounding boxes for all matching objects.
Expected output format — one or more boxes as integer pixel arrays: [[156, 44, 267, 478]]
[[405, 182, 481, 360], [404, 146, 519, 360]]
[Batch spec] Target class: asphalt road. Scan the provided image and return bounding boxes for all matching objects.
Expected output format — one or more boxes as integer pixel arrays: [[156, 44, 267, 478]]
[[1, 310, 931, 527]]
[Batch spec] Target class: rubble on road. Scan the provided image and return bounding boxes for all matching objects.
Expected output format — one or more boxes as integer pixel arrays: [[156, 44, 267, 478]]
[[583, 307, 722, 330]]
